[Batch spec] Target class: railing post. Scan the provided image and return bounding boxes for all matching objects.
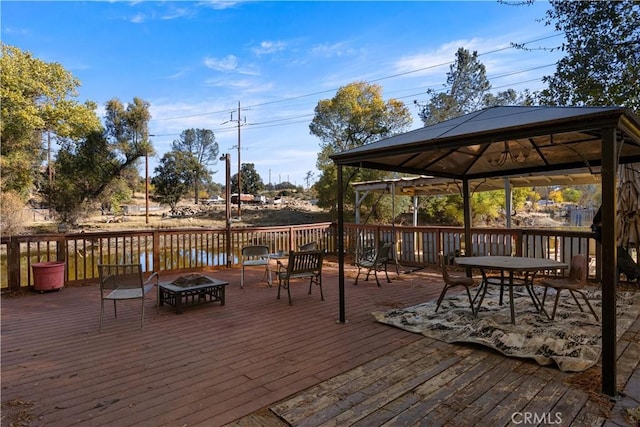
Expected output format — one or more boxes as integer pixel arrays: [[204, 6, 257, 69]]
[[514, 230, 523, 257], [8, 238, 21, 291], [153, 230, 161, 272]]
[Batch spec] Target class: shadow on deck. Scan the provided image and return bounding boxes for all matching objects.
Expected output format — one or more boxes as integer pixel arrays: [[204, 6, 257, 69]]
[[1, 258, 638, 426]]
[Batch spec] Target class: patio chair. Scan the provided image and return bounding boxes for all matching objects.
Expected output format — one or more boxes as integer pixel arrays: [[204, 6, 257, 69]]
[[98, 263, 159, 331], [539, 254, 599, 321], [241, 245, 271, 289], [436, 255, 476, 314], [276, 249, 324, 305], [353, 241, 393, 287]]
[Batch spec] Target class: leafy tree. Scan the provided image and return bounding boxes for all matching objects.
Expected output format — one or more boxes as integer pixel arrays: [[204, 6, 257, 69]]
[[415, 48, 530, 126], [0, 43, 101, 197], [309, 81, 412, 218], [151, 151, 202, 210], [41, 97, 153, 223], [171, 129, 219, 203], [43, 131, 119, 224], [539, 0, 640, 110], [230, 163, 264, 195], [561, 187, 582, 204]]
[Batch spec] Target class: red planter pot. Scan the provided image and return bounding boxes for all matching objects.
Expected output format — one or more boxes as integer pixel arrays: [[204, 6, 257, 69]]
[[32, 261, 65, 292]]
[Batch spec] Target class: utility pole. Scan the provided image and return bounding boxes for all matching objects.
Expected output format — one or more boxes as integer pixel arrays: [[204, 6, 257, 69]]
[[236, 102, 242, 219], [224, 102, 247, 219]]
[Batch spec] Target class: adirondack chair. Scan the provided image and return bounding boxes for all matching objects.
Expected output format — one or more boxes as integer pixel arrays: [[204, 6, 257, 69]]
[[276, 250, 324, 305], [353, 241, 393, 287]]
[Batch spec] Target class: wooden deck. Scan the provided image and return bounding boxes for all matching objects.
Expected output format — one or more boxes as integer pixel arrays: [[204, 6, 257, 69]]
[[1, 258, 638, 427]]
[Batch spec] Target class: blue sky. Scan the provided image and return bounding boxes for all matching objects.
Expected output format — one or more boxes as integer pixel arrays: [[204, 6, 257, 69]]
[[2, 1, 563, 188]]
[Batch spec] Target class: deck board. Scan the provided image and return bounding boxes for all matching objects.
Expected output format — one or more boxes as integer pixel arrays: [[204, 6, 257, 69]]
[[1, 259, 638, 427]]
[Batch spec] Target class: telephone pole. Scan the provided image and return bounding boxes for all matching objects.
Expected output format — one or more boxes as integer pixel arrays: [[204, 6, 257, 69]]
[[236, 102, 242, 218], [224, 102, 247, 219]]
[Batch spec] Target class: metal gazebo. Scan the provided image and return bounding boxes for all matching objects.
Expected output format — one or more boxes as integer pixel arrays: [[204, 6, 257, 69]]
[[331, 105, 640, 397]]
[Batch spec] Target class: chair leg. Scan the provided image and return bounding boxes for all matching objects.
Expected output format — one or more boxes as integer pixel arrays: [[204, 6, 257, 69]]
[[113, 300, 117, 318], [435, 285, 449, 312], [374, 270, 382, 287], [383, 265, 391, 283], [354, 269, 362, 286], [573, 290, 599, 321], [277, 278, 282, 299], [241, 266, 244, 289], [319, 276, 324, 301], [140, 297, 145, 330], [287, 280, 292, 306], [474, 283, 489, 318], [465, 287, 475, 315], [99, 299, 105, 331], [551, 290, 563, 320]]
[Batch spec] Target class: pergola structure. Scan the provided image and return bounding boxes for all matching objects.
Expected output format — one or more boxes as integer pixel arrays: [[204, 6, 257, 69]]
[[331, 105, 640, 396], [351, 169, 601, 226]]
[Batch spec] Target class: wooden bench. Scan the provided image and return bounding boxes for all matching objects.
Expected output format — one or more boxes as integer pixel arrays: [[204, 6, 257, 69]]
[[276, 250, 324, 305]]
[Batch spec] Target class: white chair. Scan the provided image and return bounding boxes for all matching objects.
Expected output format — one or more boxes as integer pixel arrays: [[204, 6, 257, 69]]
[[241, 245, 271, 289], [98, 263, 159, 331]]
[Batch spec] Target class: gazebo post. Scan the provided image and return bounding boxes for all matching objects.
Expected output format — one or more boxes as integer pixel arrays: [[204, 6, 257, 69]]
[[337, 164, 347, 324], [462, 178, 472, 259], [601, 127, 618, 397]]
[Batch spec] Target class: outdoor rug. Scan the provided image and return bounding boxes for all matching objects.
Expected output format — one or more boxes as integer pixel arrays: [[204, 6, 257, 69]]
[[372, 288, 640, 372]]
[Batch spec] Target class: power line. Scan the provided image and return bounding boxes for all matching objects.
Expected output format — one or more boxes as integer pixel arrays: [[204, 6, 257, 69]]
[[149, 33, 562, 124]]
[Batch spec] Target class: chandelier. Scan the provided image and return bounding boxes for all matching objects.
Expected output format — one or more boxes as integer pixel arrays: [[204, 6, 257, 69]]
[[487, 141, 530, 167]]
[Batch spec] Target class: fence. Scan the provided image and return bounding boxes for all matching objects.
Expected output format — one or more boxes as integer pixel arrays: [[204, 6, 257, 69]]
[[1, 222, 626, 291]]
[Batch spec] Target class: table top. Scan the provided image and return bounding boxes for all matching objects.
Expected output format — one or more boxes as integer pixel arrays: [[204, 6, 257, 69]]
[[454, 255, 568, 272], [268, 252, 289, 259], [160, 274, 229, 292]]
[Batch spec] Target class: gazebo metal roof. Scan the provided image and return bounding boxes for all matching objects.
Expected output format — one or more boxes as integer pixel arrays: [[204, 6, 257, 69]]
[[331, 105, 640, 397], [332, 106, 640, 180]]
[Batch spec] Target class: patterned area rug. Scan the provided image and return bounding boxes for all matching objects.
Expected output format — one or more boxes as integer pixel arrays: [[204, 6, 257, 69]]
[[372, 288, 640, 372]]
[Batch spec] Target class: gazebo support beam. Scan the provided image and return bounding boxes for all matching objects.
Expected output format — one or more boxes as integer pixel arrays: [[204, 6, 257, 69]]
[[601, 127, 618, 396]]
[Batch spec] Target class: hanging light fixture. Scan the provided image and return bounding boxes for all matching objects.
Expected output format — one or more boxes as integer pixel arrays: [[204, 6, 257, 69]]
[[487, 140, 530, 167]]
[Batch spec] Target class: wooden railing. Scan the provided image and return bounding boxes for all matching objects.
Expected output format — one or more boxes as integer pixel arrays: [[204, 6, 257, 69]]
[[0, 223, 335, 290], [0, 221, 613, 291]]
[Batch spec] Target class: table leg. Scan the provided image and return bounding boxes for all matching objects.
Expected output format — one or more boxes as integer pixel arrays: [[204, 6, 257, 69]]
[[509, 271, 516, 325], [176, 291, 183, 314], [474, 269, 490, 318]]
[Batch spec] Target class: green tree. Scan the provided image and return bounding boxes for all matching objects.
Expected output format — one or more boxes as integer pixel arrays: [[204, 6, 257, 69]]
[[561, 187, 582, 204], [416, 48, 530, 126], [43, 131, 119, 224], [539, 0, 640, 110], [309, 81, 412, 217], [41, 97, 153, 223], [151, 151, 202, 210], [0, 43, 101, 197], [171, 129, 219, 204], [230, 163, 264, 195]]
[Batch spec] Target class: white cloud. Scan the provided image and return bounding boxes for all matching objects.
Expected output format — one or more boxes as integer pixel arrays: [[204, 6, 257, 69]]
[[130, 13, 146, 24], [252, 40, 287, 55], [311, 41, 358, 58], [197, 1, 243, 11], [204, 55, 239, 72]]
